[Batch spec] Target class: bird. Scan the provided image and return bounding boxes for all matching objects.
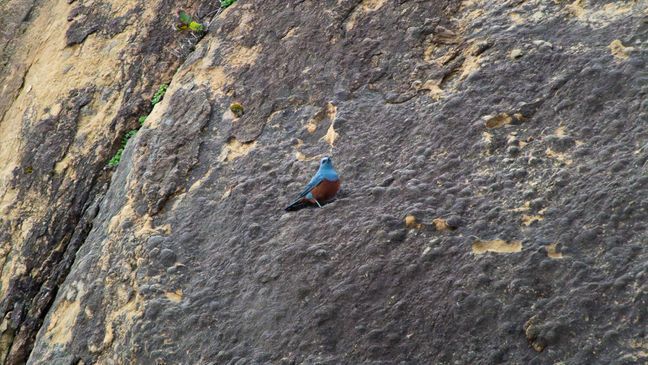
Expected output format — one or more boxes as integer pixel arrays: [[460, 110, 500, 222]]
[[285, 156, 340, 211]]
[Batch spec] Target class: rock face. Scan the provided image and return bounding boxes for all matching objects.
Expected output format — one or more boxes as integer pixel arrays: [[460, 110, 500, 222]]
[[0, 0, 646, 364]]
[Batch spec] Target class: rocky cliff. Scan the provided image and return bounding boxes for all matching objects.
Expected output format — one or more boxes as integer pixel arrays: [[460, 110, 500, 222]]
[[0, 0, 646, 364]]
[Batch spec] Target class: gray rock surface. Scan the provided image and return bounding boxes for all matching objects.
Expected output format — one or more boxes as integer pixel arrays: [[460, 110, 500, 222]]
[[0, 0, 646, 364]]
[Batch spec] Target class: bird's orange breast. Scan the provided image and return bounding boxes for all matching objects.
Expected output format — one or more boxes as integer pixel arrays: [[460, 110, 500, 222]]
[[309, 179, 340, 202]]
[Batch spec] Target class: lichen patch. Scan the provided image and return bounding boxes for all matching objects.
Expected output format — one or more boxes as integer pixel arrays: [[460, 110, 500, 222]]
[[567, 0, 635, 27], [521, 214, 543, 226], [203, 67, 230, 94], [460, 53, 482, 79], [54, 153, 73, 175], [221, 187, 233, 200], [566, 0, 586, 18], [545, 148, 573, 165], [345, 0, 387, 31], [44, 282, 85, 346], [108, 202, 137, 234], [0, 255, 27, 299], [433, 218, 450, 231], [282, 27, 299, 40], [218, 138, 257, 162], [305, 102, 337, 134], [188, 169, 213, 193], [295, 151, 307, 161], [422, 79, 445, 100], [609, 40, 634, 61], [509, 12, 524, 24], [135, 216, 172, 240], [484, 113, 512, 128], [164, 290, 183, 303], [323, 122, 339, 147], [102, 289, 143, 350], [225, 45, 261, 68], [405, 215, 422, 229], [482, 131, 493, 144], [510, 201, 531, 212], [472, 239, 522, 254], [545, 243, 564, 259], [45, 299, 81, 345], [305, 121, 318, 133]]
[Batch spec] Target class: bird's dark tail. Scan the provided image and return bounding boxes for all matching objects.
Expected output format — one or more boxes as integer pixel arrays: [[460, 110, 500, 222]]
[[285, 199, 308, 211]]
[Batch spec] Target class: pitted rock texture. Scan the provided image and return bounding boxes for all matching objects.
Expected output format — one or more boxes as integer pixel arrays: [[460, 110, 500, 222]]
[[0, 0, 646, 364], [0, 0, 217, 362]]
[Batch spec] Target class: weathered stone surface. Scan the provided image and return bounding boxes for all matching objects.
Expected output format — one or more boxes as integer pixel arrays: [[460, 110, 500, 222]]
[[0, 0, 217, 362], [0, 0, 646, 364]]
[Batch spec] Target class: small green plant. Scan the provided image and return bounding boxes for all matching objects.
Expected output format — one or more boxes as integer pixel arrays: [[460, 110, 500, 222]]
[[151, 84, 168, 106], [176, 10, 205, 32], [108, 129, 138, 168], [220, 0, 237, 9], [108, 148, 124, 168], [124, 129, 138, 140], [230, 102, 244, 117], [108, 84, 167, 167]]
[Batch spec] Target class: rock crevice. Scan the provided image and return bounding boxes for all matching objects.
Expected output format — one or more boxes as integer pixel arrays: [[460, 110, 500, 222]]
[[0, 0, 646, 364]]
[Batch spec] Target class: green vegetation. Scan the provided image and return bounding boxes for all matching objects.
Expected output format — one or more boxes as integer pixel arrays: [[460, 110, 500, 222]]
[[220, 0, 237, 9], [108, 130, 137, 168], [230, 102, 244, 117], [176, 10, 205, 32], [108, 84, 166, 168], [151, 84, 168, 106]]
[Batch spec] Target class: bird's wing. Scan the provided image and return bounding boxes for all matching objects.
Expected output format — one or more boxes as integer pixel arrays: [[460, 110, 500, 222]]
[[295, 173, 325, 199]]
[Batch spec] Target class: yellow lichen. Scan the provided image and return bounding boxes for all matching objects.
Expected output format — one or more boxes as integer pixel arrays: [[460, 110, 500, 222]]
[[432, 218, 450, 231], [472, 239, 522, 254], [188, 169, 213, 193], [405, 215, 422, 229], [521, 214, 544, 226], [323, 122, 339, 147], [282, 27, 299, 40], [545, 148, 573, 165], [164, 290, 183, 303], [567, 0, 635, 27], [510, 12, 524, 24], [221, 187, 232, 200], [545, 243, 565, 259], [344, 0, 387, 31], [225, 45, 261, 68], [218, 138, 257, 162], [45, 283, 86, 346], [510, 201, 531, 212], [422, 79, 445, 100], [609, 39, 634, 61], [484, 113, 512, 128]]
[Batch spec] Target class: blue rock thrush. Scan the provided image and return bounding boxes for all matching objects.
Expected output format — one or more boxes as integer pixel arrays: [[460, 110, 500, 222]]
[[285, 156, 340, 211]]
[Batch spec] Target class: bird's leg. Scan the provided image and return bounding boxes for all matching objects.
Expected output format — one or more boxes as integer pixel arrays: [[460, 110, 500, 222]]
[[314, 199, 322, 208]]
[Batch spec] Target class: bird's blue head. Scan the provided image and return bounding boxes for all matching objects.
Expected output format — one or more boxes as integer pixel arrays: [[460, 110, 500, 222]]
[[320, 156, 333, 169], [317, 156, 338, 179]]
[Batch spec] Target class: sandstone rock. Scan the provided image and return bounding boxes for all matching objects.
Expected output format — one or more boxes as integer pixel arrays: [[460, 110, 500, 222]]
[[0, 0, 644, 364]]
